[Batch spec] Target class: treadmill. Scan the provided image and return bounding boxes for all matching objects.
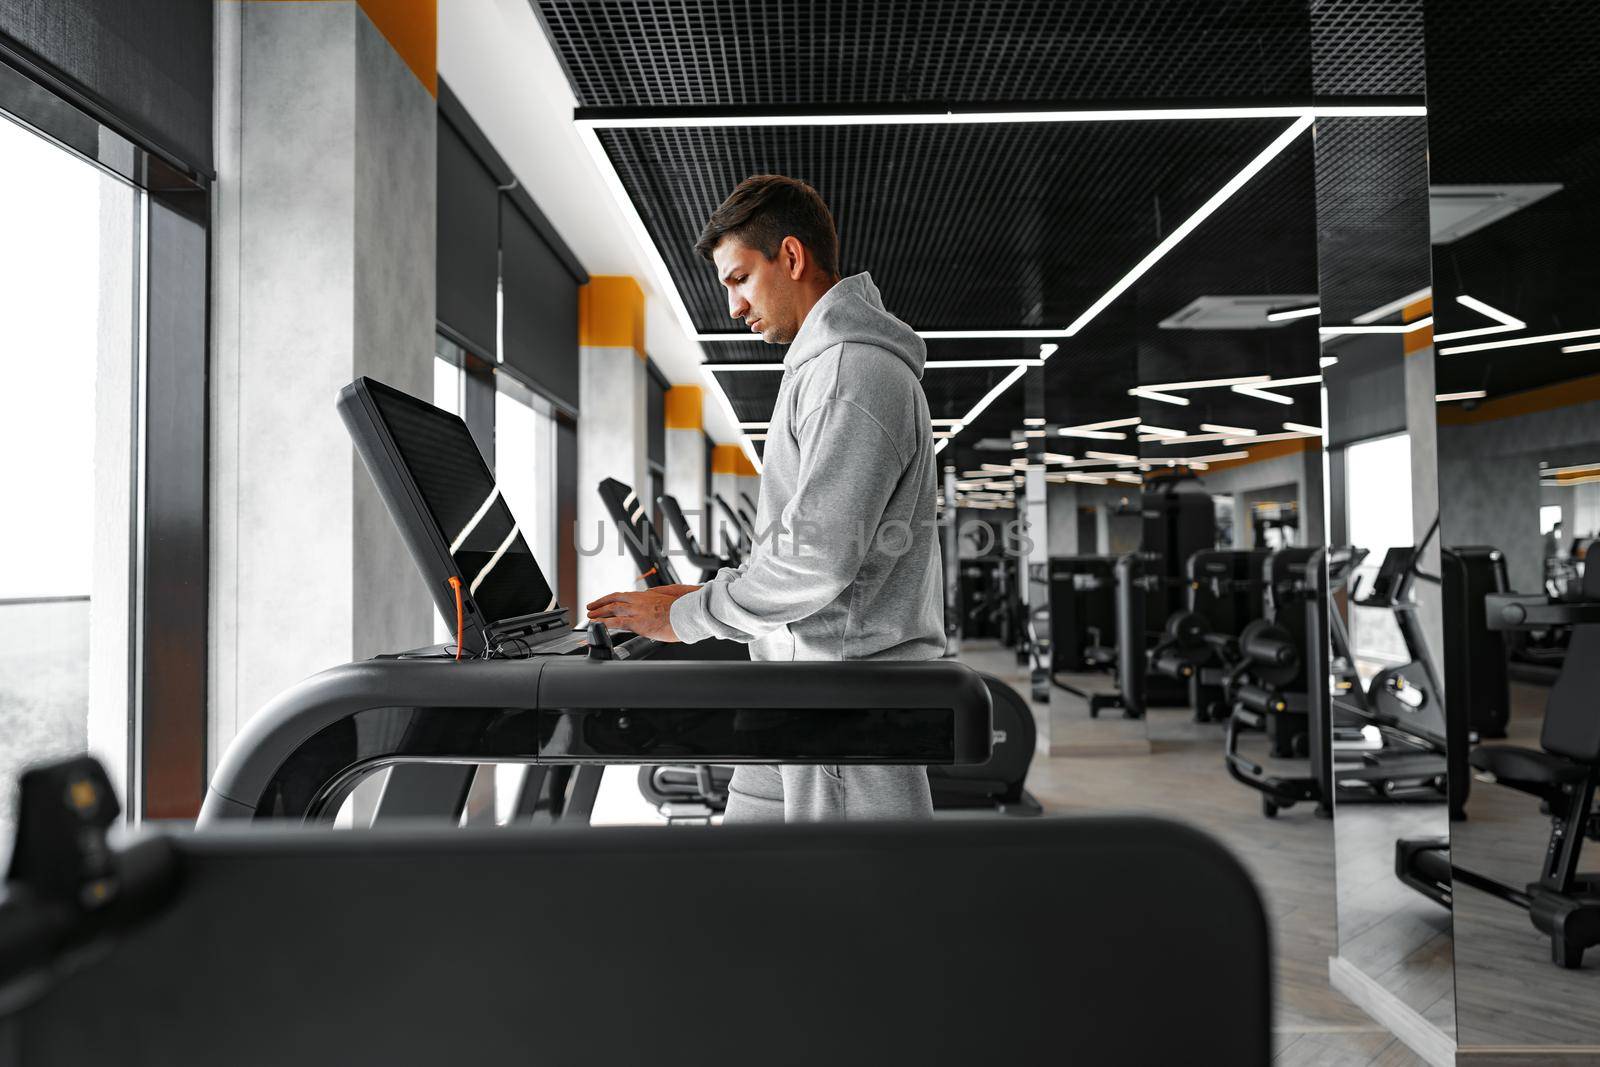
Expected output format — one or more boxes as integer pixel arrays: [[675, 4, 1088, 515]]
[[199, 378, 993, 826], [659, 492, 732, 581], [0, 756, 1271, 1064], [596, 474, 1040, 820]]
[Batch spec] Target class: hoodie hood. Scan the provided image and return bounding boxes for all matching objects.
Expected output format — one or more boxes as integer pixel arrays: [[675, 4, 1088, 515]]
[[783, 272, 926, 381]]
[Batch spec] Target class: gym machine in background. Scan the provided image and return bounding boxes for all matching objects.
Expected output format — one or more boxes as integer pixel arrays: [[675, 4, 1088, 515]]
[[1224, 528, 1511, 821], [1062, 481, 1214, 719], [1397, 564, 1600, 969]]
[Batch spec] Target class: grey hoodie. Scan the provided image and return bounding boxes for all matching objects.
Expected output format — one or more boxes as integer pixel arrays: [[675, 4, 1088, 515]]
[[670, 273, 944, 663]]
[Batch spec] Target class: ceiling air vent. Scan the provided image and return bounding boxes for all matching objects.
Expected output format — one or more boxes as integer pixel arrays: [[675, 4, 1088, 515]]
[[1159, 295, 1319, 331], [1430, 184, 1563, 244]]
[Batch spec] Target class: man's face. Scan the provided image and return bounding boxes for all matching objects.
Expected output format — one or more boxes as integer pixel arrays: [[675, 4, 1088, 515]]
[[712, 237, 802, 344]]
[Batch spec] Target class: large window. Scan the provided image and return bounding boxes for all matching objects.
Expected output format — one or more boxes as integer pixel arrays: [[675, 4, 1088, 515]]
[[0, 107, 143, 837], [1345, 433, 1414, 666], [494, 374, 558, 585]]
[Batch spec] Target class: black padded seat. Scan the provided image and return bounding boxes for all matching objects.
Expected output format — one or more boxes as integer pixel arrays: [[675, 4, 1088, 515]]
[[1470, 745, 1590, 786]]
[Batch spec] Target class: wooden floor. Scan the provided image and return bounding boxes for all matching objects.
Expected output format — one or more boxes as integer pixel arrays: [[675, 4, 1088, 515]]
[[959, 642, 1427, 1066], [1451, 683, 1600, 1052]]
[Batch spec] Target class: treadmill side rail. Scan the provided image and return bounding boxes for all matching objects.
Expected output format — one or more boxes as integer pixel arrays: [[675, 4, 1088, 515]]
[[199, 658, 992, 825]]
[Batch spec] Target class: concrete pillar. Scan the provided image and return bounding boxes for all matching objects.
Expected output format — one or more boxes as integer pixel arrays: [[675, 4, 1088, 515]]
[[663, 386, 708, 569], [210, 0, 438, 764], [576, 275, 649, 604], [1300, 441, 1327, 546], [711, 444, 748, 558], [1402, 297, 1445, 718]]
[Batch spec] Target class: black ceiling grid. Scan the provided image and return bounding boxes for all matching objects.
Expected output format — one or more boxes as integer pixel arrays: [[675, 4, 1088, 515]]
[[532, 0, 1461, 476], [1425, 1, 1600, 400], [537, 1, 1316, 110], [1310, 0, 1425, 98], [1129, 131, 1321, 435], [1311, 116, 1432, 324], [600, 119, 1298, 335]]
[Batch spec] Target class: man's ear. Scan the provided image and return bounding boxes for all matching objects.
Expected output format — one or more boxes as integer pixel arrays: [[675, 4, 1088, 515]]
[[781, 235, 807, 280]]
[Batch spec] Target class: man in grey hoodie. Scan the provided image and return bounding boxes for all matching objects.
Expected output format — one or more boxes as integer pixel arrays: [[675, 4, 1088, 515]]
[[586, 174, 944, 822]]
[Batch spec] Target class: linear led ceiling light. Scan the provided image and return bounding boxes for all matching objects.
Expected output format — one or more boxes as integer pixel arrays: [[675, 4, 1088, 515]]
[[1231, 383, 1294, 405], [1440, 326, 1600, 356], [1059, 415, 1140, 439], [699, 329, 1063, 342], [1024, 417, 1047, 426], [1434, 295, 1524, 343], [1542, 461, 1600, 478], [1131, 374, 1270, 407], [1319, 316, 1433, 337], [1130, 387, 1191, 406], [1283, 422, 1323, 434], [1266, 303, 1321, 321], [1564, 341, 1600, 354], [1149, 432, 1232, 445], [578, 103, 1416, 464], [1201, 423, 1256, 437], [575, 103, 1424, 131], [1223, 430, 1317, 445], [1436, 390, 1487, 402], [1354, 287, 1433, 325], [1064, 117, 1313, 337], [1137, 424, 1186, 438]]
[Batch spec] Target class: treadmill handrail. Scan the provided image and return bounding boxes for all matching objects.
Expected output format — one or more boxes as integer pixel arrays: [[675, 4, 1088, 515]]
[[199, 657, 993, 824]]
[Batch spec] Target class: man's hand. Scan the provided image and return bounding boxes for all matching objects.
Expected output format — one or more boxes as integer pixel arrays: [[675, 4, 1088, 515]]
[[585, 585, 700, 642]]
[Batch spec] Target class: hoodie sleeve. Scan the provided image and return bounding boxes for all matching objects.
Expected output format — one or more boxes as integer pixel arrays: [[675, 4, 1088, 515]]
[[670, 397, 907, 644]]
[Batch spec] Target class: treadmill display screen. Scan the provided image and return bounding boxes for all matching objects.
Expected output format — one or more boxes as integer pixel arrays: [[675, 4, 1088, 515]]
[[365, 382, 555, 629]]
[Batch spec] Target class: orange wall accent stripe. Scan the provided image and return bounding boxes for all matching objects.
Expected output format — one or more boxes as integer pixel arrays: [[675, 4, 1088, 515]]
[[1403, 325, 1433, 354], [579, 275, 647, 357], [664, 386, 703, 430], [358, 0, 436, 97], [1439, 370, 1600, 427], [711, 444, 744, 474], [735, 453, 760, 478], [1402, 293, 1434, 353]]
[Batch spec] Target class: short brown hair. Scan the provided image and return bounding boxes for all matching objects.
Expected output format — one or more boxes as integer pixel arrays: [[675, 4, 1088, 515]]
[[694, 174, 840, 279]]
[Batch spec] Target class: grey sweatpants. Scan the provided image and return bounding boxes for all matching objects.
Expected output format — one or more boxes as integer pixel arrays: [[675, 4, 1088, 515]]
[[723, 765, 934, 823]]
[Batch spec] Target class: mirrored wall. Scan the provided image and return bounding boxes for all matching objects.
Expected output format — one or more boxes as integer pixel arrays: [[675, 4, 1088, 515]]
[[1428, 1, 1600, 1053]]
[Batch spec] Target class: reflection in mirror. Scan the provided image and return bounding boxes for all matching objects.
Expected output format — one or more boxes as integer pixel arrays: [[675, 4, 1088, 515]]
[[1316, 103, 1458, 1050], [1039, 304, 1147, 755], [1129, 121, 1323, 754], [1424, 2, 1600, 1053]]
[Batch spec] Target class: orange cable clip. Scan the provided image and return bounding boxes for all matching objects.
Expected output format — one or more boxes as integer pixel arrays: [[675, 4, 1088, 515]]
[[446, 576, 464, 661], [637, 566, 658, 582]]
